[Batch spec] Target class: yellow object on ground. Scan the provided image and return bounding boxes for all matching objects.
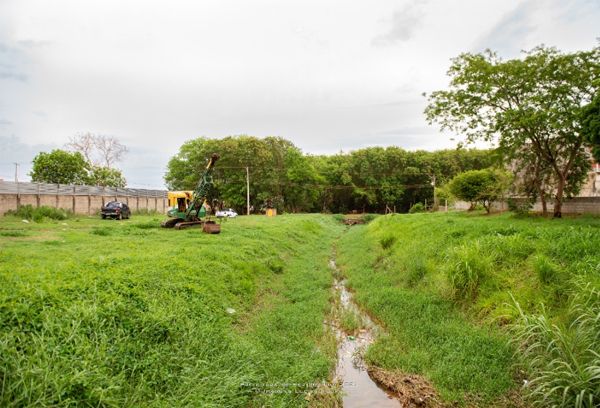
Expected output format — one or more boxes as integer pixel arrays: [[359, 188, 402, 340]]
[[266, 208, 277, 217]]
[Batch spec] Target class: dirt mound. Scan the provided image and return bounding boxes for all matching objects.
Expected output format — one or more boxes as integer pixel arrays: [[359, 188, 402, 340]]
[[368, 367, 443, 407]]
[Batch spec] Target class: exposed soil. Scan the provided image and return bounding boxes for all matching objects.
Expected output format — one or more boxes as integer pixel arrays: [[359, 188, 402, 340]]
[[368, 367, 444, 408]]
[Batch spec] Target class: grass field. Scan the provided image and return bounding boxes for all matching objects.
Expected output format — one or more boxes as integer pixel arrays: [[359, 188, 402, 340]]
[[0, 213, 344, 407], [336, 211, 600, 406], [2, 211, 599, 407]]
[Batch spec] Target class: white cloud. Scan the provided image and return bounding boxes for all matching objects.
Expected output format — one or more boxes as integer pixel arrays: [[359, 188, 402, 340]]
[[0, 0, 598, 188]]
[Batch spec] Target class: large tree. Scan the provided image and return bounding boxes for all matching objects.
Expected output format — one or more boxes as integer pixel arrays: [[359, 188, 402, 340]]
[[425, 46, 600, 217], [581, 92, 600, 162], [30, 149, 90, 185]]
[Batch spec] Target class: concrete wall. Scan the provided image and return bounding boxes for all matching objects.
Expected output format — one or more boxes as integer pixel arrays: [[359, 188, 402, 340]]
[[0, 193, 168, 215], [453, 197, 600, 214]]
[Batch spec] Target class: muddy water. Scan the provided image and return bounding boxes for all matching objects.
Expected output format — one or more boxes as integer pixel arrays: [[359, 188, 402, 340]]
[[329, 260, 400, 407]]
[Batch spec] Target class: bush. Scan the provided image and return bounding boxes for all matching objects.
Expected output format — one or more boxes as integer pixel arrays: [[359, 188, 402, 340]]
[[449, 169, 511, 213], [512, 284, 600, 407], [408, 203, 426, 213], [7, 205, 69, 222]]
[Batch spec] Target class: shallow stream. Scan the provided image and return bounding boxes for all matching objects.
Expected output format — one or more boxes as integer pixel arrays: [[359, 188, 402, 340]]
[[329, 259, 400, 407]]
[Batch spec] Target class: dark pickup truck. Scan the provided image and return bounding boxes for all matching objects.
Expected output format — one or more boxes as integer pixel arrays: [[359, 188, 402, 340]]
[[101, 201, 131, 220]]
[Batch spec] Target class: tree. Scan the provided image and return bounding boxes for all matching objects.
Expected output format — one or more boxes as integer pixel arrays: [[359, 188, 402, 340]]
[[88, 166, 126, 187], [449, 169, 510, 213], [67, 133, 128, 168], [425, 46, 600, 217], [30, 149, 90, 185], [581, 92, 600, 162]]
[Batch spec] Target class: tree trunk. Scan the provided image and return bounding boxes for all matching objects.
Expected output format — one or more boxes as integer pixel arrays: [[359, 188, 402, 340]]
[[553, 177, 565, 218], [540, 194, 547, 216], [535, 174, 547, 216]]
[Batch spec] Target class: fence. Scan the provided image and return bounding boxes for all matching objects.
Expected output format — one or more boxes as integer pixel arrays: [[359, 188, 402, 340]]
[[0, 181, 168, 215]]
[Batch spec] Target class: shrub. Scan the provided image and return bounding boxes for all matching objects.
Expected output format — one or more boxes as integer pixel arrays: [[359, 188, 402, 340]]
[[408, 203, 426, 213], [449, 169, 511, 213], [512, 284, 600, 407], [7, 205, 69, 222]]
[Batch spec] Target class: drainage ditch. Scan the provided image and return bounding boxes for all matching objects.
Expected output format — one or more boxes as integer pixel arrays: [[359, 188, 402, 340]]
[[328, 259, 400, 407]]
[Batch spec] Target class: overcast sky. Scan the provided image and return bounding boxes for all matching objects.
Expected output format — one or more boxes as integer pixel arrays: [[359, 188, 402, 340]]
[[0, 0, 598, 188]]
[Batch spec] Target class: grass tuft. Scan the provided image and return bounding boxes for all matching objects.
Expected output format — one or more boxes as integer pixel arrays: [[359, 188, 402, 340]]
[[512, 284, 600, 407]]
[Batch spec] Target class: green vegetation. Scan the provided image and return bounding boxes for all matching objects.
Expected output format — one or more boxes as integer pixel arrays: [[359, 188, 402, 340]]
[[0, 214, 344, 407], [408, 202, 426, 213], [30, 149, 90, 185], [426, 45, 600, 217], [165, 135, 494, 214], [6, 204, 70, 222], [513, 284, 600, 408], [336, 211, 600, 405], [581, 92, 600, 162], [448, 169, 510, 213]]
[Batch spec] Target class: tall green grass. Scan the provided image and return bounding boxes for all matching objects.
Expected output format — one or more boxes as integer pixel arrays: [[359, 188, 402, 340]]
[[6, 204, 70, 222], [512, 284, 600, 407], [0, 214, 343, 407], [336, 211, 600, 406]]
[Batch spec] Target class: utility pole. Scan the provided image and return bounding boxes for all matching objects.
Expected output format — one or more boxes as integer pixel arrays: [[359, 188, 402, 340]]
[[14, 162, 20, 209], [246, 166, 250, 216], [431, 174, 437, 211]]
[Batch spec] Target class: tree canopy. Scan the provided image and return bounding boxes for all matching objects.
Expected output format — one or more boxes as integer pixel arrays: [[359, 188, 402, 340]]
[[29, 149, 127, 187], [164, 135, 494, 213], [30, 150, 90, 185], [581, 92, 600, 162], [425, 45, 600, 217], [449, 169, 510, 213]]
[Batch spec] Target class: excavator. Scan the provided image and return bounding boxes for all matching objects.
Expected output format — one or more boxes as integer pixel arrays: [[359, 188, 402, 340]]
[[160, 153, 221, 233]]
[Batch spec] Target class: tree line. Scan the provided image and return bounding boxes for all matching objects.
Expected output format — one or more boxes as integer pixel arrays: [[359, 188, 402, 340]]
[[164, 135, 494, 214]]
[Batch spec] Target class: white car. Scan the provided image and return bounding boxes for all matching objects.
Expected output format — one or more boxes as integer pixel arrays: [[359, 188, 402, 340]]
[[215, 208, 238, 218]]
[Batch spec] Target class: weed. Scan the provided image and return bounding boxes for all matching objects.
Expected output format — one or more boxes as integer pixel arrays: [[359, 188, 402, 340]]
[[340, 309, 362, 335], [446, 242, 492, 299], [6, 205, 70, 221], [379, 235, 396, 250], [512, 284, 600, 407], [532, 255, 561, 285]]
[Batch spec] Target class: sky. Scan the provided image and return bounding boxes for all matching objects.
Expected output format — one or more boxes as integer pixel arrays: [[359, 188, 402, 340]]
[[0, 0, 598, 188]]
